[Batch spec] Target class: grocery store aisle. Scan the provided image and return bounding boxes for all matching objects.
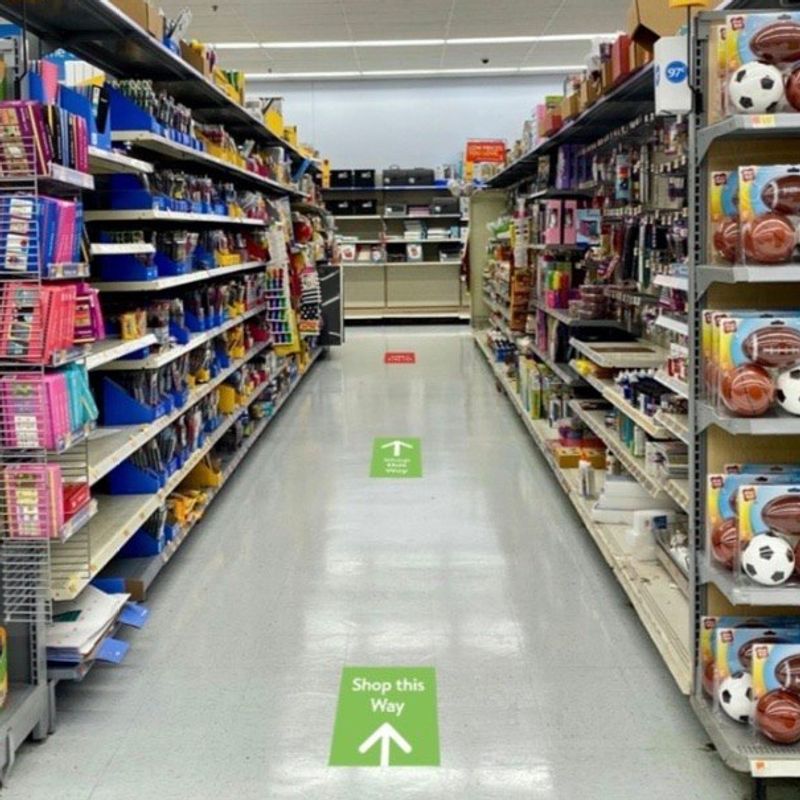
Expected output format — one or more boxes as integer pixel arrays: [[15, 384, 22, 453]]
[[8, 327, 747, 800]]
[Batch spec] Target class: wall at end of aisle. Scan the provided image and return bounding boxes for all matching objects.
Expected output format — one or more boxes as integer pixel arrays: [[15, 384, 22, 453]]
[[247, 75, 565, 167]]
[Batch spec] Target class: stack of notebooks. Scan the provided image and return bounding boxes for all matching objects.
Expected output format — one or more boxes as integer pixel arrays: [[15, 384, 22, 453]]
[[403, 221, 425, 241], [427, 226, 450, 241], [0, 195, 84, 274], [48, 585, 149, 671], [0, 100, 89, 177]]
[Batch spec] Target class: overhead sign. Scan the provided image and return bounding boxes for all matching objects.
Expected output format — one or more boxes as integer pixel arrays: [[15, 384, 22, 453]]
[[384, 352, 416, 364], [465, 139, 506, 164], [370, 437, 422, 478], [329, 667, 439, 767]]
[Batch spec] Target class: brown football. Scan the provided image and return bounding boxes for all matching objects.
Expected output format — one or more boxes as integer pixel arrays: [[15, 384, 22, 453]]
[[711, 518, 738, 569], [740, 635, 789, 670], [775, 654, 800, 692], [713, 217, 740, 263], [787, 68, 800, 112], [743, 325, 800, 368], [721, 364, 775, 417], [743, 213, 796, 265], [755, 689, 800, 744], [763, 174, 800, 215], [763, 493, 800, 535], [751, 21, 800, 65]]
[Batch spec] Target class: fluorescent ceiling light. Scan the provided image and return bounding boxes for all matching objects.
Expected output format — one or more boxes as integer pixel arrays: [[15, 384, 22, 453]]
[[246, 66, 580, 80], [260, 39, 445, 49], [212, 42, 261, 49], [235, 34, 614, 50]]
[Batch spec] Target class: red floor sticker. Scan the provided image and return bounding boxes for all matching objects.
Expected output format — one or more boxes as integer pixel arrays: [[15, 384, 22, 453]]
[[385, 352, 416, 364]]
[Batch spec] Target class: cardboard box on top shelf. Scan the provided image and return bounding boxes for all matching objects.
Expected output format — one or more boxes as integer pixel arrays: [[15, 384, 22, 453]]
[[180, 41, 213, 77], [263, 98, 285, 138], [537, 97, 563, 138], [601, 60, 614, 93], [146, 3, 164, 40], [626, 0, 688, 50], [579, 76, 601, 111], [111, 0, 149, 30], [629, 40, 652, 72], [560, 93, 580, 122], [611, 34, 632, 85], [284, 125, 299, 147]]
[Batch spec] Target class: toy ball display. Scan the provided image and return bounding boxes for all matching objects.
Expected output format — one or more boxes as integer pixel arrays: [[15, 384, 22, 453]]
[[751, 21, 800, 66], [739, 634, 789, 670], [776, 655, 800, 693], [776, 367, 800, 416], [720, 364, 775, 417], [762, 492, 800, 535], [728, 61, 785, 114], [718, 672, 755, 723], [711, 518, 739, 569], [763, 174, 800, 215], [742, 213, 796, 264], [741, 532, 796, 586], [743, 325, 800, 369], [713, 217, 740, 263], [786, 68, 800, 112], [755, 689, 800, 744]]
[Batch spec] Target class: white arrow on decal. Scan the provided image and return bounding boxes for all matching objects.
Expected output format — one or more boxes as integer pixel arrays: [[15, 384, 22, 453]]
[[380, 440, 413, 458], [358, 722, 412, 767]]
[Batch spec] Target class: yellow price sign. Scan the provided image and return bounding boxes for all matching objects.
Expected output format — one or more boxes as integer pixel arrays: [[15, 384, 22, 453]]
[[669, 0, 711, 6]]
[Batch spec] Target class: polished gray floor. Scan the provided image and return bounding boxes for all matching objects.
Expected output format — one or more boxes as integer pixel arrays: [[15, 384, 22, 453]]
[[7, 327, 756, 798]]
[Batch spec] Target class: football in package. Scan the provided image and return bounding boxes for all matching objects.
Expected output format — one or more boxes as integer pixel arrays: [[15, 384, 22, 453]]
[[738, 484, 800, 585], [707, 467, 800, 570], [726, 13, 800, 115], [700, 615, 800, 697], [739, 165, 800, 266], [716, 313, 800, 417], [752, 643, 800, 743], [715, 626, 800, 723], [710, 171, 740, 264]]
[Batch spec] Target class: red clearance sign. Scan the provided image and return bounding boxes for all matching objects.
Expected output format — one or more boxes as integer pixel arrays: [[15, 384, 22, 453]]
[[465, 139, 506, 164], [384, 352, 416, 364]]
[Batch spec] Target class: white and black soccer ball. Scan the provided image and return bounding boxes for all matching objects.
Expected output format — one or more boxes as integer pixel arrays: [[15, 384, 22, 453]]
[[718, 671, 754, 723], [728, 61, 785, 113], [741, 532, 795, 586], [776, 367, 800, 416]]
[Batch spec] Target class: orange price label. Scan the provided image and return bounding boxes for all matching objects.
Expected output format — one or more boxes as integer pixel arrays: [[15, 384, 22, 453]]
[[749, 114, 776, 129], [465, 139, 506, 164]]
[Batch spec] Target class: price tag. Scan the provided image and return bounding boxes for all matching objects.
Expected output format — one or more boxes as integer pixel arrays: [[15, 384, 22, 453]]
[[751, 759, 800, 778], [749, 114, 776, 129]]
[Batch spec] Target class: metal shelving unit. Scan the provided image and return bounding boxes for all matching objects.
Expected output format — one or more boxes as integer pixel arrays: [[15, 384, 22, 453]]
[[0, 1, 318, 171], [688, 13, 800, 791]]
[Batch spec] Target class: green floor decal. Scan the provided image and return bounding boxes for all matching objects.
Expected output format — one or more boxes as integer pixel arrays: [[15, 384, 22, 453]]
[[370, 437, 422, 478], [329, 667, 439, 766]]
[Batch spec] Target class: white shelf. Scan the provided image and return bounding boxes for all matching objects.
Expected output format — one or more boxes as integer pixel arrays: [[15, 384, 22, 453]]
[[655, 315, 689, 337], [654, 411, 690, 445], [93, 260, 267, 292], [653, 274, 689, 292], [474, 331, 690, 694], [88, 145, 153, 175], [86, 336, 269, 486], [579, 370, 673, 439], [111, 130, 301, 197], [86, 335, 159, 371], [51, 350, 322, 601], [100, 305, 267, 371], [90, 242, 156, 257], [40, 162, 95, 191], [569, 400, 677, 503], [85, 209, 266, 226], [570, 337, 668, 369], [96, 358, 317, 599], [653, 370, 689, 399], [525, 341, 581, 386]]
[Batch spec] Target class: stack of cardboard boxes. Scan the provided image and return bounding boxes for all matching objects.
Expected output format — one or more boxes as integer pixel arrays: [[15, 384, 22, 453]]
[[524, 0, 687, 158]]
